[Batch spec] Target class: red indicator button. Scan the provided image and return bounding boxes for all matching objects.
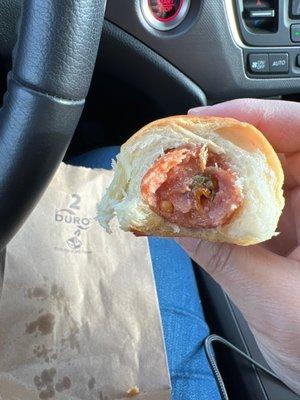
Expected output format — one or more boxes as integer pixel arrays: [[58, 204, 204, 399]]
[[141, 0, 190, 31], [148, 0, 184, 22]]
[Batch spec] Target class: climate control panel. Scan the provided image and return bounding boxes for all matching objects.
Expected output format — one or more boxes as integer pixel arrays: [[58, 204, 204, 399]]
[[234, 0, 300, 78]]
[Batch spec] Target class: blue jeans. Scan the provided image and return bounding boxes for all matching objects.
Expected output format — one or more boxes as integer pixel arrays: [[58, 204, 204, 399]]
[[71, 147, 220, 400]]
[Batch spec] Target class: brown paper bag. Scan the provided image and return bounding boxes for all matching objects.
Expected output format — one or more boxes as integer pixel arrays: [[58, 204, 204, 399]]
[[0, 164, 171, 400]]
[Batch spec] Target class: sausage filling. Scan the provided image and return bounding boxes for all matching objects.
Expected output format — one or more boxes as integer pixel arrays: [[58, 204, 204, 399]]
[[141, 145, 243, 228]]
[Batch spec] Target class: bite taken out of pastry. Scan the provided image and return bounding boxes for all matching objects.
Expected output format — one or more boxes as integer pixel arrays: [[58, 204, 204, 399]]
[[98, 116, 284, 245]]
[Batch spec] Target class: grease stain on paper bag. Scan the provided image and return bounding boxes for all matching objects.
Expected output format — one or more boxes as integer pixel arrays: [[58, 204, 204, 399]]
[[0, 163, 170, 400]]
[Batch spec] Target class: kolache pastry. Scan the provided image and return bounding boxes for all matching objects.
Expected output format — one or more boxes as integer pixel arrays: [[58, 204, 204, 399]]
[[98, 116, 284, 245]]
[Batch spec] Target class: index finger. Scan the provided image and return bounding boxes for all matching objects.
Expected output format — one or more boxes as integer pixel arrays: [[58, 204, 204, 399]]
[[189, 98, 300, 153]]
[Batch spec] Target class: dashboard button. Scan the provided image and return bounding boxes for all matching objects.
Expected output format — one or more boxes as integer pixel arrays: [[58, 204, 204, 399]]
[[140, 0, 191, 31], [248, 54, 269, 73], [291, 24, 300, 42], [269, 53, 289, 73], [149, 0, 183, 21], [249, 9, 275, 18], [290, 0, 300, 18], [296, 54, 300, 67], [242, 0, 278, 33]]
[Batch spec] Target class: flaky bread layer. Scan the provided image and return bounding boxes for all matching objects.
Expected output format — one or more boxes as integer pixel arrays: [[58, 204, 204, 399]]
[[98, 116, 284, 245]]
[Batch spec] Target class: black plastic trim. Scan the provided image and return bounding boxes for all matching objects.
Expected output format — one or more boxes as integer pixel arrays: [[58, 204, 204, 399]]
[[99, 20, 207, 113], [245, 48, 300, 78]]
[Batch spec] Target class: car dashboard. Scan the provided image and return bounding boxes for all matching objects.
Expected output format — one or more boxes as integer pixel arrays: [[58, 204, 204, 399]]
[[105, 0, 300, 101]]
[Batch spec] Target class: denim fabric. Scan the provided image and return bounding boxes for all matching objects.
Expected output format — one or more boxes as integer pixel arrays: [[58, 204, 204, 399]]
[[71, 147, 221, 400]]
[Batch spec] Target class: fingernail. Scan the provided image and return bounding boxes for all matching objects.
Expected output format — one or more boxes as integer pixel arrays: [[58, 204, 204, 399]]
[[188, 106, 210, 115]]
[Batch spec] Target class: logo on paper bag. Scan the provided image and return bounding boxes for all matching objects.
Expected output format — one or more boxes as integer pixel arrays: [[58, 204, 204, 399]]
[[55, 194, 95, 253]]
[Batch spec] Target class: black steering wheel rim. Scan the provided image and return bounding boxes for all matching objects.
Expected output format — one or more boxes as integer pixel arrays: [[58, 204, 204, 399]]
[[0, 0, 104, 250]]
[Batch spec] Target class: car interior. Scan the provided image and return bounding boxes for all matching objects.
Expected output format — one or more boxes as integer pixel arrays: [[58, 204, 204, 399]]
[[0, 1, 299, 399]]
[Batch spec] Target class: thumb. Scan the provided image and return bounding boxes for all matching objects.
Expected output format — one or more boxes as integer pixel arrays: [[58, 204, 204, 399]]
[[188, 98, 300, 153]]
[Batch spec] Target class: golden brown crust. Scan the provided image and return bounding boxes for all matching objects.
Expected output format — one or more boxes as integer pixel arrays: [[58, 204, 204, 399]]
[[129, 225, 254, 246], [100, 115, 284, 246], [123, 115, 284, 208]]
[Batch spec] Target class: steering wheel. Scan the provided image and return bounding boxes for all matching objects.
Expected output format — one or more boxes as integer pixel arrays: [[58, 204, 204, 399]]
[[0, 0, 105, 250]]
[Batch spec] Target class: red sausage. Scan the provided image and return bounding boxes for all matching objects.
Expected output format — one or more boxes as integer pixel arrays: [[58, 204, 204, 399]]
[[141, 145, 243, 229]]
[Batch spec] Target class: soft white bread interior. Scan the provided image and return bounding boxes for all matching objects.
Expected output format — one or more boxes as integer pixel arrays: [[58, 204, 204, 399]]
[[98, 116, 284, 245]]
